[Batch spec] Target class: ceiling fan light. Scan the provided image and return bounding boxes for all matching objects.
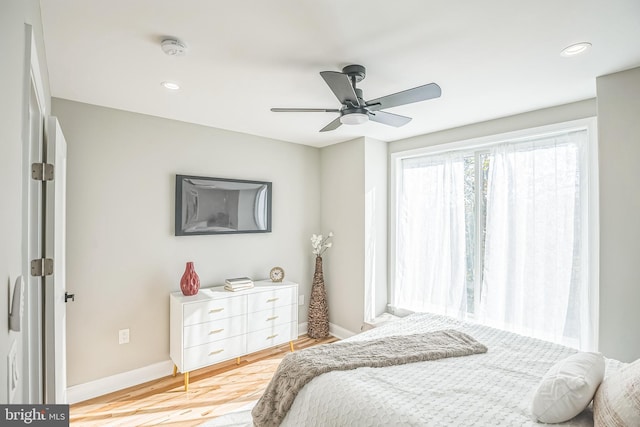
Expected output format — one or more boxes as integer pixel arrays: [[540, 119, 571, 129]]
[[340, 112, 369, 125]]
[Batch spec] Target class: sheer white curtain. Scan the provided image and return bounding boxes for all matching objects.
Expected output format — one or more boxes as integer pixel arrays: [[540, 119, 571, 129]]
[[395, 152, 468, 316], [478, 132, 588, 348]]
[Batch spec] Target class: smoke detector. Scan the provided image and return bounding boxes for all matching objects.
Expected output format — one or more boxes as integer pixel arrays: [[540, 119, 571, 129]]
[[161, 38, 187, 56]]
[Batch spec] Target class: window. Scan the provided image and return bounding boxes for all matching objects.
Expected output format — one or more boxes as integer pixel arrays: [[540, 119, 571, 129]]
[[391, 119, 598, 350]]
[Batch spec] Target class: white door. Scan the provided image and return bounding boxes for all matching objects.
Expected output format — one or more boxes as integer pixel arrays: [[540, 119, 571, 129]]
[[22, 27, 45, 404], [44, 117, 68, 404]]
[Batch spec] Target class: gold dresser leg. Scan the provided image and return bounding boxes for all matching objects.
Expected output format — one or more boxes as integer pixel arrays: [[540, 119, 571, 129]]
[[172, 364, 177, 377], [184, 372, 189, 391], [236, 357, 241, 365], [289, 341, 295, 352]]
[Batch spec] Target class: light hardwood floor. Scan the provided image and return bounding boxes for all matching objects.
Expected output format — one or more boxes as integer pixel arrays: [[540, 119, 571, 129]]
[[70, 334, 338, 426]]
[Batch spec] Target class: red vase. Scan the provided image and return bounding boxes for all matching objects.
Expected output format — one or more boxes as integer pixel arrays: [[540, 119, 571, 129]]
[[180, 262, 200, 296]]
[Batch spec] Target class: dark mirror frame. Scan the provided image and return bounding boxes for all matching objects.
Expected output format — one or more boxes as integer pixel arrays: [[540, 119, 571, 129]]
[[175, 175, 272, 236]]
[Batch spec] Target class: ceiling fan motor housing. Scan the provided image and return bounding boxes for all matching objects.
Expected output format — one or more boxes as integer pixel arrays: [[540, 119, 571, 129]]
[[340, 85, 370, 125]]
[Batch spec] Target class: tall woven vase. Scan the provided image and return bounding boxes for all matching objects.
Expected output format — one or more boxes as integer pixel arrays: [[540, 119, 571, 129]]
[[308, 255, 329, 339]]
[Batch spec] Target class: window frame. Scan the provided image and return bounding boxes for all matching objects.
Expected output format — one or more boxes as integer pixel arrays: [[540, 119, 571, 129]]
[[389, 117, 599, 349]]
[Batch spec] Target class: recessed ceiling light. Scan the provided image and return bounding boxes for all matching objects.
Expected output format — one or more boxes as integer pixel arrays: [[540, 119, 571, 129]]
[[161, 81, 181, 90], [560, 42, 592, 57]]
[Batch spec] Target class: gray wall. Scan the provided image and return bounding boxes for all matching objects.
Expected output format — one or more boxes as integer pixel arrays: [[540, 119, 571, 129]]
[[320, 139, 366, 334], [0, 0, 50, 404], [596, 66, 640, 362], [319, 137, 389, 335], [52, 99, 320, 386]]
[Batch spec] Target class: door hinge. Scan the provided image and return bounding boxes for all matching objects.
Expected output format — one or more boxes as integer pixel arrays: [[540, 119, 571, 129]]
[[31, 258, 54, 277], [31, 163, 54, 181]]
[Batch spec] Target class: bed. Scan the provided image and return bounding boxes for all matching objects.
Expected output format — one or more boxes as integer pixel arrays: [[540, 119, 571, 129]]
[[262, 312, 627, 427]]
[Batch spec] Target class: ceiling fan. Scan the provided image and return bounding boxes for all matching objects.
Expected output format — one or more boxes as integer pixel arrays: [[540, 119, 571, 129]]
[[271, 64, 441, 132]]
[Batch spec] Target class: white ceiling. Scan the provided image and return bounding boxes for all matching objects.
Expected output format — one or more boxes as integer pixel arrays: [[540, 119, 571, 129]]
[[39, 0, 640, 148]]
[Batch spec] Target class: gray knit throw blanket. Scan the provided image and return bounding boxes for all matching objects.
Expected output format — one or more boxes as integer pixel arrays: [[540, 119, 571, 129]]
[[251, 329, 488, 427]]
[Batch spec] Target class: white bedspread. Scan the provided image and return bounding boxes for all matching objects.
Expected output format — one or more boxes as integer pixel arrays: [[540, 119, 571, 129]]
[[280, 313, 623, 427]]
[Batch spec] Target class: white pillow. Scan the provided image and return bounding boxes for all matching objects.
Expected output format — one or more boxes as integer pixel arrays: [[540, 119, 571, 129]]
[[530, 352, 605, 423], [593, 357, 640, 427]]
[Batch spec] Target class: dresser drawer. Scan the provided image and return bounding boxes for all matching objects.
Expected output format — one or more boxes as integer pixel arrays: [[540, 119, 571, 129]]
[[247, 322, 296, 354], [184, 335, 245, 371], [248, 287, 295, 313], [183, 295, 246, 326], [183, 315, 248, 348], [248, 304, 296, 333]]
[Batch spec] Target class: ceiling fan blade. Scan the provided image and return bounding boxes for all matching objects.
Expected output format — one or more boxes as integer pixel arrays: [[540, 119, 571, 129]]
[[320, 71, 360, 106], [319, 116, 342, 132], [367, 83, 441, 111], [271, 108, 340, 112], [369, 110, 412, 127]]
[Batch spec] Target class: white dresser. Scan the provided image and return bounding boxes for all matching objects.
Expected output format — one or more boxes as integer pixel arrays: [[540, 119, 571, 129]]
[[170, 280, 298, 390]]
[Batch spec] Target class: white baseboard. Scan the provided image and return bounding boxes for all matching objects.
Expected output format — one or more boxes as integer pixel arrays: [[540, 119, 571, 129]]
[[299, 321, 356, 340], [329, 322, 356, 340], [67, 323, 356, 404], [66, 359, 174, 404]]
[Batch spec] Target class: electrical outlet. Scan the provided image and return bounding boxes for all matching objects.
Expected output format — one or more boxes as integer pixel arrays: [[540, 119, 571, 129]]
[[119, 328, 130, 344], [299, 295, 304, 306]]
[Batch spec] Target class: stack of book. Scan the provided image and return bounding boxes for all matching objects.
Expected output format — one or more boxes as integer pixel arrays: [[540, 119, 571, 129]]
[[224, 277, 254, 292]]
